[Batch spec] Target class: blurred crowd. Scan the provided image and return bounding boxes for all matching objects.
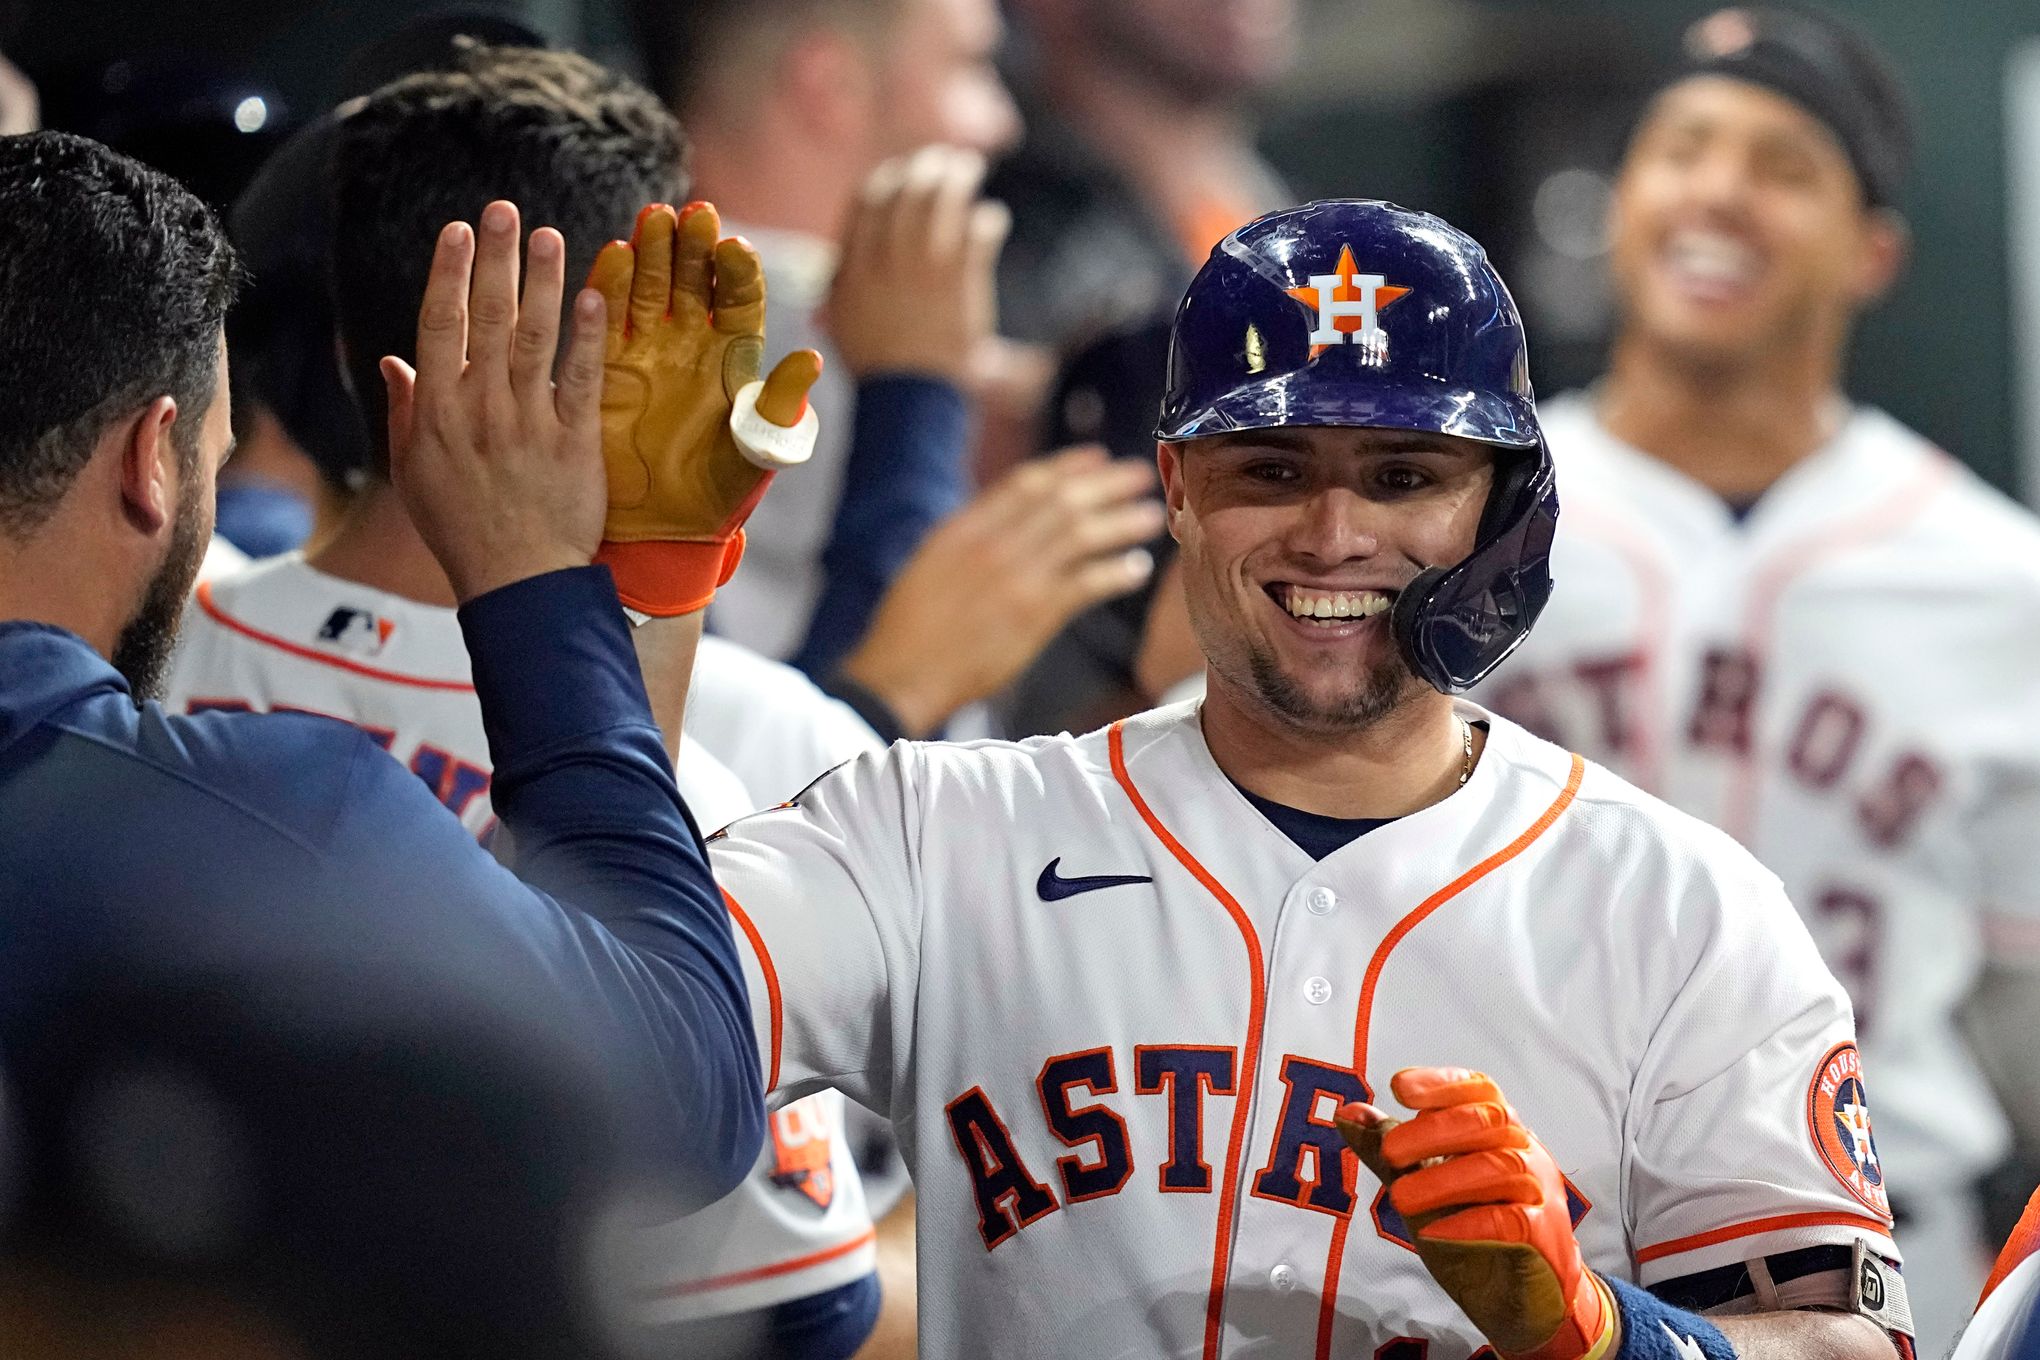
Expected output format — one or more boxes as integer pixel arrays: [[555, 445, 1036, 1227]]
[[5, 1, 2040, 1358]]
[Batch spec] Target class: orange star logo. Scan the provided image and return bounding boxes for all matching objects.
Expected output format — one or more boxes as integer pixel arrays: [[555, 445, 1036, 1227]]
[[1287, 245, 1411, 357]]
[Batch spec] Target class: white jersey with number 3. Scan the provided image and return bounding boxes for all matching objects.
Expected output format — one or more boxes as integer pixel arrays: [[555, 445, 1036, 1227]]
[[709, 700, 1899, 1360], [1484, 394, 2040, 1196]]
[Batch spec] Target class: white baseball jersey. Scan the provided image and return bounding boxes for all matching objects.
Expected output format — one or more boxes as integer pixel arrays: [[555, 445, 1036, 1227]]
[[163, 553, 876, 1318], [1483, 394, 2040, 1200], [687, 633, 882, 805], [709, 699, 1900, 1360], [1955, 1255, 2040, 1360]]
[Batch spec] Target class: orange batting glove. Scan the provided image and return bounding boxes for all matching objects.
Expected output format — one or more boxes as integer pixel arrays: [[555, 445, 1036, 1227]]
[[1337, 1068, 1618, 1360], [585, 202, 823, 616]]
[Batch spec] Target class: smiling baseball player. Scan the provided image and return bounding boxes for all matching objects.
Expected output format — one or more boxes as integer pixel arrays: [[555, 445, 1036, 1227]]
[[599, 196, 1913, 1359], [1475, 12, 2040, 1350]]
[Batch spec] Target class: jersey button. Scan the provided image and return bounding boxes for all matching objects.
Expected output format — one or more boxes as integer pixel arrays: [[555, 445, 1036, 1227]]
[[1270, 1263, 1298, 1292], [1307, 887, 1337, 915], [1304, 976, 1332, 1005]]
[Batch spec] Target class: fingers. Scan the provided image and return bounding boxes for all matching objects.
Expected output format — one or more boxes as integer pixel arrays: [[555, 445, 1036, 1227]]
[[756, 349, 824, 426], [711, 234, 766, 336], [1380, 1099, 1529, 1169], [1063, 547, 1156, 609], [917, 147, 986, 265], [1333, 1104, 1401, 1186], [1389, 1149, 1544, 1221], [511, 227, 566, 405], [671, 201, 720, 321], [464, 201, 523, 377], [965, 196, 1013, 275], [586, 241, 634, 362], [1390, 1067, 1505, 1112], [553, 289, 608, 433], [380, 356, 417, 469], [413, 221, 476, 406], [629, 204, 677, 338], [1414, 1203, 1540, 1249]]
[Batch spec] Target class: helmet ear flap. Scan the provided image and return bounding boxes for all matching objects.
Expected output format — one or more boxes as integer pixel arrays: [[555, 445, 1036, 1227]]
[[1390, 566, 1448, 675]]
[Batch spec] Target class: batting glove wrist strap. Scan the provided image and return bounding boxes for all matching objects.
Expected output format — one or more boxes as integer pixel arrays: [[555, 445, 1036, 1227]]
[[595, 533, 747, 618], [1604, 1277, 1738, 1360]]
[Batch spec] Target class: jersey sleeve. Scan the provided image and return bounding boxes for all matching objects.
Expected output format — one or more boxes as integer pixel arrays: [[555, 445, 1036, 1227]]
[[1626, 857, 1901, 1284], [708, 744, 921, 1119]]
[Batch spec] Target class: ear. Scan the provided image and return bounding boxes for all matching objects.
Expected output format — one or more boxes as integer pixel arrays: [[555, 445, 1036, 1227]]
[[783, 27, 878, 143], [118, 396, 182, 535], [1850, 208, 1909, 305], [1156, 441, 1188, 543]]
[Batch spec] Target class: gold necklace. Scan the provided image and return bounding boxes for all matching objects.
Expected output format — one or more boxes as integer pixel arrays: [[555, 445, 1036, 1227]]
[[1457, 717, 1474, 786]]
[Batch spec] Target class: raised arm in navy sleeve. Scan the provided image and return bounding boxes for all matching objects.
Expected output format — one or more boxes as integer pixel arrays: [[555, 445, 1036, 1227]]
[[789, 374, 969, 680]]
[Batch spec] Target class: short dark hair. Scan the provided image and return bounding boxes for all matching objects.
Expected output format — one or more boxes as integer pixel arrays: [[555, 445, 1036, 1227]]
[[332, 43, 686, 474], [0, 132, 238, 536]]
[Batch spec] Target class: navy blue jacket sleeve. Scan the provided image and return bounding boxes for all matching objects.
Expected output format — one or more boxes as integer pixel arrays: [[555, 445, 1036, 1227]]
[[790, 374, 969, 679], [326, 567, 763, 1207]]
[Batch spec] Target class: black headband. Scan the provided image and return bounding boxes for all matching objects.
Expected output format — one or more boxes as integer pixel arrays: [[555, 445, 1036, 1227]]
[[1656, 6, 1914, 208]]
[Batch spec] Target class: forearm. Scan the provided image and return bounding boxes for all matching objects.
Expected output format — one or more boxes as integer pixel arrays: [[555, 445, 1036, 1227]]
[[790, 375, 969, 679], [1712, 1311, 1897, 1359], [460, 566, 762, 1202], [631, 610, 706, 768]]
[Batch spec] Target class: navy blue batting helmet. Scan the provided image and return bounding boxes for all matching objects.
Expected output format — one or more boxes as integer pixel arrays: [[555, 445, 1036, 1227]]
[[1156, 199, 1558, 694]]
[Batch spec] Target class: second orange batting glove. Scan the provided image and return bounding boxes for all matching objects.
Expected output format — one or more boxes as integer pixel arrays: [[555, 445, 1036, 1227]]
[[1337, 1067, 1618, 1360], [585, 202, 823, 617]]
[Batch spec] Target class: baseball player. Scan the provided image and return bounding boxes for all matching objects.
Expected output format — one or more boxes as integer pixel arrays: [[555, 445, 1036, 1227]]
[[611, 195, 1914, 1359], [163, 47, 881, 1360], [1949, 1186, 2040, 1359], [1476, 11, 2040, 1349]]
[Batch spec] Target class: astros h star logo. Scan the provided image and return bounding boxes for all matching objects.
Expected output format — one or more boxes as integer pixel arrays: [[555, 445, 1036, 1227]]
[[1287, 244, 1412, 358]]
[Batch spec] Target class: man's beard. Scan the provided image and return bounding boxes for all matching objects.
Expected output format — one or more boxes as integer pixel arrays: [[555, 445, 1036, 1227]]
[[111, 483, 208, 702], [1241, 637, 1423, 733]]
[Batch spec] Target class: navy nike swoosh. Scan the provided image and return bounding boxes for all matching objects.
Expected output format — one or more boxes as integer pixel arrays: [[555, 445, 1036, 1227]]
[[1036, 857, 1153, 901]]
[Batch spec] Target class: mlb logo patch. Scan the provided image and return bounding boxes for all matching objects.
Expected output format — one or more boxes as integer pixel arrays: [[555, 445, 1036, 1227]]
[[1807, 1042, 1888, 1217], [316, 606, 396, 658]]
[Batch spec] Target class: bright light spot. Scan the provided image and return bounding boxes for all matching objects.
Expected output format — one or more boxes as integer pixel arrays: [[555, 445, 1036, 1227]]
[[233, 96, 268, 134], [1532, 167, 1612, 261]]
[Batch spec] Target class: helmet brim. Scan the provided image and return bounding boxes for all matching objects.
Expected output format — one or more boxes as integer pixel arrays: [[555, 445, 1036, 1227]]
[[1156, 373, 1541, 450]]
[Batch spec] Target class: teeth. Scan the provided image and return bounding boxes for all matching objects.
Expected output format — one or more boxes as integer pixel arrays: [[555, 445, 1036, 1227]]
[[1664, 230, 1759, 286], [1282, 587, 1390, 621]]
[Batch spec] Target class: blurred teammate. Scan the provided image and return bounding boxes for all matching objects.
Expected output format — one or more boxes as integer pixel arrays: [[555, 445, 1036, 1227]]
[[1479, 11, 2040, 1349], [0, 128, 794, 1351], [159, 46, 883, 1360], [634, 0, 1022, 662], [990, 0, 1296, 352], [1952, 1187, 2040, 1359], [611, 195, 1912, 1358]]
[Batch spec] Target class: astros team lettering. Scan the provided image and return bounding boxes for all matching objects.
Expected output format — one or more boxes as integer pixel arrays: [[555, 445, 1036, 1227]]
[[946, 1048, 1587, 1253]]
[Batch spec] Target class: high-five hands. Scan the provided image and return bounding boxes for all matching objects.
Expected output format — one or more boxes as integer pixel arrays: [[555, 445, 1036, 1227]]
[[585, 202, 823, 616], [383, 201, 610, 604], [1337, 1068, 1619, 1360]]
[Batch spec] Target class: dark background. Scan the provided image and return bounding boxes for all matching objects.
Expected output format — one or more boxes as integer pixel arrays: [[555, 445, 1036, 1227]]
[[6, 0, 2035, 494]]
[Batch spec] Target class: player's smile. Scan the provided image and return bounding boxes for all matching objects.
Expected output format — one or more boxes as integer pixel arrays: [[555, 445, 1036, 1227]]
[[1261, 581, 1395, 644]]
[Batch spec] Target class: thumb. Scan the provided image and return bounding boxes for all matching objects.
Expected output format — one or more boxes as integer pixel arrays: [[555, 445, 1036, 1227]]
[[380, 356, 417, 468], [1335, 1103, 1402, 1186], [756, 349, 824, 427]]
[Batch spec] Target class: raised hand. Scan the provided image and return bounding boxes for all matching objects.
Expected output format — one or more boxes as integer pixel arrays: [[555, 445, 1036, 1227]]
[[825, 145, 1010, 386], [383, 200, 609, 603], [586, 201, 824, 616], [1337, 1068, 1617, 1360]]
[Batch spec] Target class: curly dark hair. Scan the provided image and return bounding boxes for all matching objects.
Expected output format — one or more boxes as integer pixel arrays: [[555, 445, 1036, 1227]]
[[332, 42, 688, 474], [0, 131, 238, 535]]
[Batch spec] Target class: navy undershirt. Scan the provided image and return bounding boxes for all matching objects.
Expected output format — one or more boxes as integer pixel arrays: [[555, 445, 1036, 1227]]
[[1231, 782, 1396, 860]]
